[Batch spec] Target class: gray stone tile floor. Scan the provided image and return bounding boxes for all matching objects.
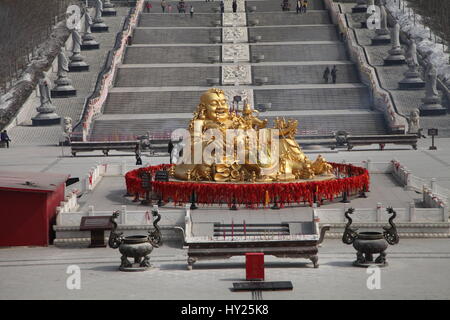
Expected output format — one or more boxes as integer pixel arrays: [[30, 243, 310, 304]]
[[1, 239, 450, 299]]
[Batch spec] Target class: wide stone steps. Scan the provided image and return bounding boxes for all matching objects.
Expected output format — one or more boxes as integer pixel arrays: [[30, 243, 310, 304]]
[[250, 43, 349, 62], [246, 0, 325, 11], [138, 13, 222, 27], [124, 46, 221, 64], [103, 90, 205, 114], [252, 64, 360, 84], [90, 112, 387, 140], [142, 1, 220, 13], [254, 87, 371, 110], [247, 11, 331, 25], [114, 63, 358, 87], [114, 66, 221, 87], [125, 43, 348, 64], [88, 0, 389, 140], [102, 86, 371, 114], [133, 28, 221, 44], [249, 25, 339, 42]]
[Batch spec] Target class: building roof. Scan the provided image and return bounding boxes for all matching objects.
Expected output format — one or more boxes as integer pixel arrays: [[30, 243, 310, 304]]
[[0, 171, 70, 193]]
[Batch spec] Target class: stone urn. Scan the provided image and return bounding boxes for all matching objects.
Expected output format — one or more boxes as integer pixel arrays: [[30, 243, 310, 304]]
[[342, 207, 399, 267], [108, 210, 162, 271]]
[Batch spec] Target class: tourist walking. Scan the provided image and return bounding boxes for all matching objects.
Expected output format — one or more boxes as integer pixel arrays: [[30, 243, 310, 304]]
[[220, 0, 224, 13], [296, 0, 302, 14], [323, 66, 330, 83], [302, 0, 308, 13], [177, 0, 186, 13], [168, 4, 172, 13], [161, 0, 166, 12], [190, 5, 194, 17], [232, 0, 237, 13], [135, 145, 142, 165], [0, 130, 11, 148], [331, 65, 338, 84], [145, 1, 152, 12]]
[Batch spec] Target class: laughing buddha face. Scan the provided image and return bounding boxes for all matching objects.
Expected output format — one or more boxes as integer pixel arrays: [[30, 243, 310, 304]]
[[200, 88, 230, 123]]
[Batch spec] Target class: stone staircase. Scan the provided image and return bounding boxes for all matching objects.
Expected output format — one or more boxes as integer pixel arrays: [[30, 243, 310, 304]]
[[90, 0, 388, 142]]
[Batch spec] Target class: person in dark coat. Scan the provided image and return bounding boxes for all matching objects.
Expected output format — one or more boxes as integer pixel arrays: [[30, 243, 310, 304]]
[[296, 0, 302, 14], [135, 144, 142, 165], [331, 65, 338, 84], [220, 0, 224, 13], [323, 66, 330, 83], [1, 130, 11, 148], [232, 0, 237, 12]]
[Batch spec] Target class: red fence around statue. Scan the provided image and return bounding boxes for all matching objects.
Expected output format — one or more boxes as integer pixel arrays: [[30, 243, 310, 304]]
[[124, 163, 369, 208]]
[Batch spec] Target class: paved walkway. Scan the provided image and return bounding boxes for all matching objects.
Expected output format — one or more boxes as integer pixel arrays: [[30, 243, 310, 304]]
[[1, 238, 450, 299]]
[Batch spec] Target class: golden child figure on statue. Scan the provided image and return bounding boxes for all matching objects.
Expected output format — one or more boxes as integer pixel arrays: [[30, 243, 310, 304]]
[[171, 88, 334, 183]]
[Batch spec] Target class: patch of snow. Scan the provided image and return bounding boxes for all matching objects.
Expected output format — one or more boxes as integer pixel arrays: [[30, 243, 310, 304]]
[[0, 91, 15, 110], [385, 0, 450, 84]]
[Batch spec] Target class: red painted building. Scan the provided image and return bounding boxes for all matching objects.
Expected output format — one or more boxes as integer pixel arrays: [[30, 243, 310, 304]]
[[0, 171, 69, 247]]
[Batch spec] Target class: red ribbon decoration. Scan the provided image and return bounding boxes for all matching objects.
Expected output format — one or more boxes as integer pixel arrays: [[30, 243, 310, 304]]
[[124, 163, 370, 208]]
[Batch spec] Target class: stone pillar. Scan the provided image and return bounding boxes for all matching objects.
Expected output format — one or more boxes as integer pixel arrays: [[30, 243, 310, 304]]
[[376, 202, 383, 222], [69, 29, 90, 71], [121, 161, 127, 175], [372, 5, 391, 45], [81, 11, 100, 50], [399, 41, 425, 89], [442, 203, 449, 222], [430, 178, 437, 194], [92, 0, 109, 32], [409, 202, 416, 222], [366, 159, 372, 172], [32, 79, 61, 126], [419, 64, 446, 115], [384, 23, 406, 65], [102, 0, 117, 16], [404, 169, 411, 190], [121, 205, 127, 224], [185, 203, 192, 237], [51, 49, 77, 97]]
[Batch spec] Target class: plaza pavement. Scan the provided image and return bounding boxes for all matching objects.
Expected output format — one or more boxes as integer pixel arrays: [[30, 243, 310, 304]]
[[1, 0, 450, 301], [1, 238, 449, 300]]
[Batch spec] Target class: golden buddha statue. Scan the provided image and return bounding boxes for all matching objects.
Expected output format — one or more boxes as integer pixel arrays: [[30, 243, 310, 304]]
[[173, 88, 333, 182]]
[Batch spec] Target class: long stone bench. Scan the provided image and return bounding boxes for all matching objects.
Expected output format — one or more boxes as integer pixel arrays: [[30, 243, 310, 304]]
[[346, 134, 419, 151], [70, 141, 139, 156]]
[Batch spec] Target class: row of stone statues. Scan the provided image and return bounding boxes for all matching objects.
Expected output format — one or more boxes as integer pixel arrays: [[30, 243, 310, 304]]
[[364, 3, 444, 117], [34, 1, 115, 127]]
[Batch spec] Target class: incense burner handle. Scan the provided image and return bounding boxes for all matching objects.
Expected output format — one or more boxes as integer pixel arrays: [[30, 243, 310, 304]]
[[342, 208, 358, 245], [108, 210, 124, 249]]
